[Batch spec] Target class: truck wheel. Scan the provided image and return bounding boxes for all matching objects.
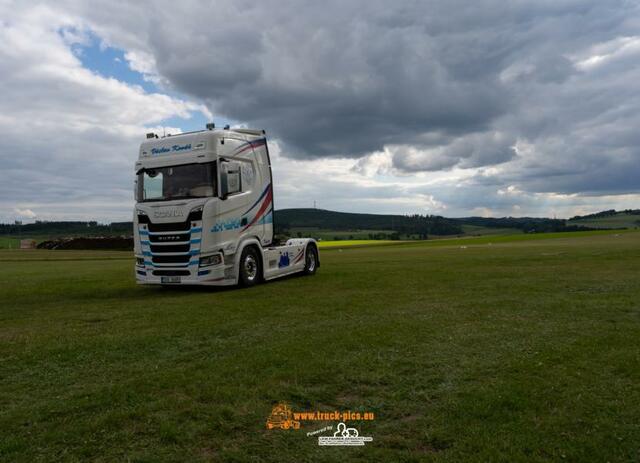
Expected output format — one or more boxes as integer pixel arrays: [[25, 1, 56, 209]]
[[239, 246, 261, 286], [303, 246, 318, 275]]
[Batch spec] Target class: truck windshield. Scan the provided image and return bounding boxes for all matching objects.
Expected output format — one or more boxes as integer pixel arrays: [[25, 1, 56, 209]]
[[137, 162, 217, 202]]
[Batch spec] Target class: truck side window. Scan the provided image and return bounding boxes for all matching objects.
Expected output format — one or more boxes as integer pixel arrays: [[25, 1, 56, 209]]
[[220, 160, 242, 197], [241, 161, 255, 192]]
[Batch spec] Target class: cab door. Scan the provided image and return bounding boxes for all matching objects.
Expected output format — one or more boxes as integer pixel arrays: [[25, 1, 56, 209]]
[[215, 138, 249, 249]]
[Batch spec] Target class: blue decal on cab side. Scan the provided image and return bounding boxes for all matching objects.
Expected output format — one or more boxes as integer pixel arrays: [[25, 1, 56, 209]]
[[278, 252, 290, 268], [211, 218, 242, 233]]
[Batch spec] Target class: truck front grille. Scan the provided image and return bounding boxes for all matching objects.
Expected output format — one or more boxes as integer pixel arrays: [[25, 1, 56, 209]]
[[152, 254, 191, 264], [149, 243, 190, 253], [138, 210, 203, 275]]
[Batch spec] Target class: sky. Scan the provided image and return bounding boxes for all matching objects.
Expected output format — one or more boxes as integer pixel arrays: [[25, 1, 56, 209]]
[[1, 0, 640, 223]]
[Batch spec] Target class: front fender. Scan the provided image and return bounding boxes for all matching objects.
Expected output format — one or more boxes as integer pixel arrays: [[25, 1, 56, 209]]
[[232, 237, 263, 283]]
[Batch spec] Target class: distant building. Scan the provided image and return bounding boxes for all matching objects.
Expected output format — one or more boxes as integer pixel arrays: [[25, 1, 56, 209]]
[[20, 239, 36, 249]]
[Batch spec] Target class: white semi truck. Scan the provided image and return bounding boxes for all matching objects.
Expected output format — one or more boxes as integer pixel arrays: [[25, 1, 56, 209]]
[[133, 124, 319, 286]]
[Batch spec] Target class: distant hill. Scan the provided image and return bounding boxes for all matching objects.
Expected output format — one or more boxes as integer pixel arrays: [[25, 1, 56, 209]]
[[568, 209, 640, 229], [570, 209, 640, 220], [274, 208, 462, 237], [454, 216, 596, 234], [1, 207, 632, 244], [0, 221, 131, 237]]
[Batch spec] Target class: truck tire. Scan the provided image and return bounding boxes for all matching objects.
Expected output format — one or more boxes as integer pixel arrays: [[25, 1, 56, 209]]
[[239, 246, 261, 286], [303, 245, 318, 275]]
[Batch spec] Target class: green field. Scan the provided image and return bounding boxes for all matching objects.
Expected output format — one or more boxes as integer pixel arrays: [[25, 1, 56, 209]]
[[318, 239, 402, 248], [0, 237, 21, 249], [2, 231, 640, 461], [290, 228, 397, 241], [459, 224, 520, 236]]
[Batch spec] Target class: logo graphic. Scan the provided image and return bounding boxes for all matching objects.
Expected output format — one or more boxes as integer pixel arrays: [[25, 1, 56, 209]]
[[153, 209, 184, 218], [278, 252, 290, 268], [266, 403, 301, 430], [156, 235, 183, 242], [318, 422, 373, 446], [211, 218, 241, 233], [151, 143, 192, 155]]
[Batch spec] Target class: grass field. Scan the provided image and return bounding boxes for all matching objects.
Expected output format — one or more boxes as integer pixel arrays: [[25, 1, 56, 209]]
[[1, 231, 640, 461], [459, 224, 520, 236], [0, 237, 21, 249], [290, 228, 396, 241], [318, 239, 402, 248]]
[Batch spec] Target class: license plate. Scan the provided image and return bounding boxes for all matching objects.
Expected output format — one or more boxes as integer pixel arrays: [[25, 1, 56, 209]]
[[161, 276, 181, 284]]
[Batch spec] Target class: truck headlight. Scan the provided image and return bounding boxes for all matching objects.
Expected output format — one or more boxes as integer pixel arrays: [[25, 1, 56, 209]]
[[199, 254, 222, 267], [136, 257, 145, 267]]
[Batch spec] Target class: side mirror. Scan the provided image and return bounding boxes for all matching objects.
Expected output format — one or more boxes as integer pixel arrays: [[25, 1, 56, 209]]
[[220, 160, 241, 199]]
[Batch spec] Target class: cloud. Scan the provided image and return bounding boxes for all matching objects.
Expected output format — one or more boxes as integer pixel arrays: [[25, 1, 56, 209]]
[[14, 208, 37, 219], [389, 131, 516, 172], [1, 0, 640, 221], [0, 3, 209, 222], [62, 1, 640, 188]]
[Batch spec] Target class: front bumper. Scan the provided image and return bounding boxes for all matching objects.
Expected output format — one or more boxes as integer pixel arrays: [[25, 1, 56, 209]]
[[135, 262, 236, 286]]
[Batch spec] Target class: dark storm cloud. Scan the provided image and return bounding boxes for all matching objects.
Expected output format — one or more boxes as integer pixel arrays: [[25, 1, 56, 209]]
[[3, 0, 640, 222], [66, 0, 640, 197], [117, 0, 518, 157]]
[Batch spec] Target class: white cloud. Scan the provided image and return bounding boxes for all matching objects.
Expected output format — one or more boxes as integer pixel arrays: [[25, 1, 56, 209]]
[[0, 2, 210, 222], [572, 36, 640, 71], [14, 208, 37, 219], [1, 0, 640, 222]]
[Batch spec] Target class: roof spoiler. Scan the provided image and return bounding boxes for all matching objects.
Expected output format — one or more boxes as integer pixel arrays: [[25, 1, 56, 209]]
[[233, 128, 266, 136]]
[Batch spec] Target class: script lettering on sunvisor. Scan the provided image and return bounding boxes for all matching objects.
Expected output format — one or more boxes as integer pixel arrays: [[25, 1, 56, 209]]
[[142, 141, 206, 157]]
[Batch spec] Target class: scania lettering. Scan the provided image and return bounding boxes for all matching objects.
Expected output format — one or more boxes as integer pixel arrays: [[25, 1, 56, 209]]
[[133, 125, 319, 286]]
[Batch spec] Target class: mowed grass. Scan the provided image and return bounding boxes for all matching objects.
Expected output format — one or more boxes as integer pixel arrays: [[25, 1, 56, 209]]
[[1, 232, 640, 462], [318, 239, 401, 248], [0, 237, 21, 249]]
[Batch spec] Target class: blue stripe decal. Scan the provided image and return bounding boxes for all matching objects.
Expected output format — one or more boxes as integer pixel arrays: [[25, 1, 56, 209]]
[[191, 227, 202, 233], [139, 230, 149, 236], [143, 251, 152, 256], [258, 210, 273, 225], [141, 240, 150, 245], [190, 250, 200, 256], [233, 138, 266, 155], [144, 260, 153, 266], [243, 184, 270, 215], [190, 239, 201, 244], [189, 260, 199, 265]]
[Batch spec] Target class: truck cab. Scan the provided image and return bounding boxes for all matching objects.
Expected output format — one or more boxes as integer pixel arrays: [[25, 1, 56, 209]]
[[133, 125, 318, 286]]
